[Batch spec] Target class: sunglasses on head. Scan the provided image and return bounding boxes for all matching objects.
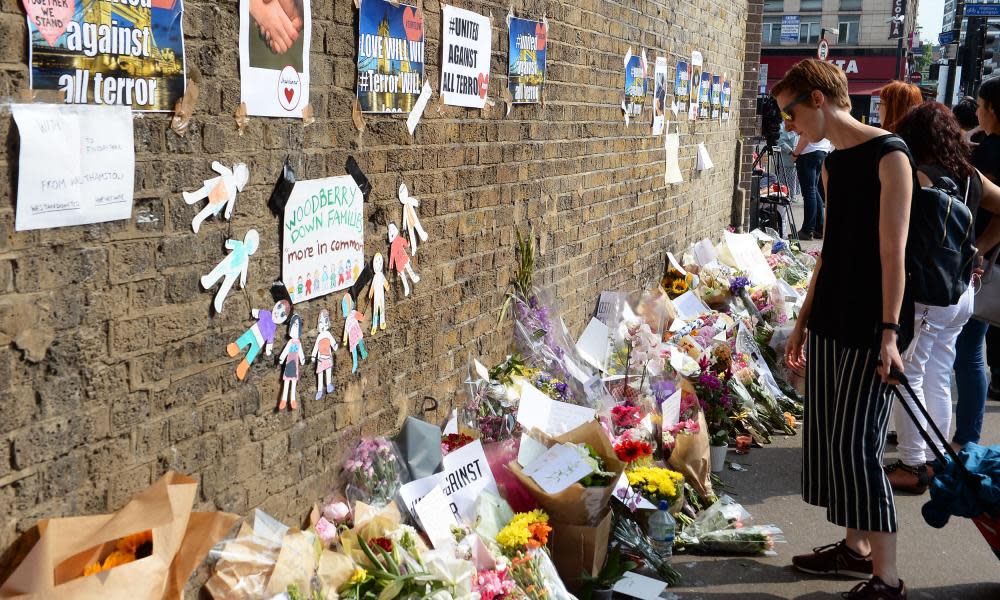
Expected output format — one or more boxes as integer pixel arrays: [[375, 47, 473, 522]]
[[780, 91, 812, 121]]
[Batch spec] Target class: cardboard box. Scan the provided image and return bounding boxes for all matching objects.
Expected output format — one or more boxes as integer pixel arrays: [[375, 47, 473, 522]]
[[548, 510, 613, 593]]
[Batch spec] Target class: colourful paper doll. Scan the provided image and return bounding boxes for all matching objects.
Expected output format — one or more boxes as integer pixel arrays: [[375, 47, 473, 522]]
[[311, 309, 338, 400], [306, 277, 312, 296], [399, 183, 428, 255], [388, 222, 420, 296], [201, 229, 259, 313], [278, 314, 305, 410], [227, 299, 290, 380], [322, 266, 330, 290], [368, 253, 390, 335], [183, 162, 249, 233], [341, 293, 368, 373]]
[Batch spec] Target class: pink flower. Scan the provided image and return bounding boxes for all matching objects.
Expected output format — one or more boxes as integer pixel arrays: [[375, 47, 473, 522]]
[[323, 501, 350, 523], [315, 516, 338, 544]]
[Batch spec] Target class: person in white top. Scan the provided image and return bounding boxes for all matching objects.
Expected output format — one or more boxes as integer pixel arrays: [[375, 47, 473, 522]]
[[792, 136, 834, 240]]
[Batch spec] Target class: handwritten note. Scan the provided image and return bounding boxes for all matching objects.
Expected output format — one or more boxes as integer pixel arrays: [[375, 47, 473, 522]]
[[517, 383, 596, 436], [671, 290, 710, 321], [524, 443, 593, 494], [613, 571, 669, 599], [13, 104, 134, 231]]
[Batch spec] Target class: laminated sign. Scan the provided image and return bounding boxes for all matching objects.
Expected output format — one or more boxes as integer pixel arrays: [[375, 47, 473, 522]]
[[239, 0, 312, 117], [440, 5, 492, 108], [507, 16, 547, 104], [282, 176, 364, 304], [24, 0, 187, 111], [357, 0, 426, 113]]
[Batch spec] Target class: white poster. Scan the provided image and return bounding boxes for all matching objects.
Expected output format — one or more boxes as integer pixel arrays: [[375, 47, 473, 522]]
[[239, 0, 311, 117], [282, 176, 364, 304], [651, 56, 668, 135], [13, 104, 134, 231], [440, 5, 492, 108], [688, 51, 703, 121], [398, 439, 498, 524]]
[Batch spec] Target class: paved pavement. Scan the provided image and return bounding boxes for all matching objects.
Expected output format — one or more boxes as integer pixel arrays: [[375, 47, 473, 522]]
[[667, 200, 1000, 598]]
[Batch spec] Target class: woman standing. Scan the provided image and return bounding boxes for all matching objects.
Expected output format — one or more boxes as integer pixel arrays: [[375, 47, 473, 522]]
[[775, 59, 913, 599], [888, 102, 1000, 493], [877, 81, 922, 133]]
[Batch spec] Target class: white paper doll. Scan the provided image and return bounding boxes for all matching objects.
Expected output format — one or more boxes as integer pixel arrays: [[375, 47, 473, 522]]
[[368, 253, 390, 335], [388, 222, 420, 297], [228, 299, 290, 381], [311, 309, 338, 400], [399, 183, 428, 255], [183, 162, 250, 233], [201, 229, 259, 313], [278, 314, 305, 410], [342, 293, 368, 373]]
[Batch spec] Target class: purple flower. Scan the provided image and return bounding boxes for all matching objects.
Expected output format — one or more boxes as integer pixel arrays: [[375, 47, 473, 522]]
[[729, 276, 751, 295]]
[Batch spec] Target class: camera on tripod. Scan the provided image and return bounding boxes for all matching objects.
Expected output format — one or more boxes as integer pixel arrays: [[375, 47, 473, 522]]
[[749, 96, 799, 239]]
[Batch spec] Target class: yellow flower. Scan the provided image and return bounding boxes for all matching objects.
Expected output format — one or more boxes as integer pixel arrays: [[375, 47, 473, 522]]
[[348, 566, 369, 585], [626, 466, 685, 503], [496, 509, 550, 551]]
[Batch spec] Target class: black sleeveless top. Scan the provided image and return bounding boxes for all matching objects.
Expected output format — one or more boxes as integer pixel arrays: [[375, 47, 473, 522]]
[[807, 134, 915, 351]]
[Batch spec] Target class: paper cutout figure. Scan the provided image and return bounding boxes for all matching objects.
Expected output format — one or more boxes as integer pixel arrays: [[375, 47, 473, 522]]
[[388, 222, 420, 296], [368, 253, 390, 334], [227, 299, 291, 380], [398, 183, 428, 255], [202, 229, 260, 313], [341, 294, 368, 373], [311, 309, 337, 401], [278, 314, 305, 410], [184, 162, 250, 233]]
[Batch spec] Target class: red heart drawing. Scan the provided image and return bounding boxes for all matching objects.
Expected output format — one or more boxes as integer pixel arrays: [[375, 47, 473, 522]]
[[535, 22, 547, 52], [478, 73, 489, 99], [284, 87, 295, 103], [403, 7, 424, 42]]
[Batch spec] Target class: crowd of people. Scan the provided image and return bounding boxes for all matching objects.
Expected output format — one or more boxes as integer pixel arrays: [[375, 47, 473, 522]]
[[771, 60, 1000, 600]]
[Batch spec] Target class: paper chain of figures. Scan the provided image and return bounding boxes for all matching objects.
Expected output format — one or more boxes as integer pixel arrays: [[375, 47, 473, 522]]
[[186, 161, 427, 410]]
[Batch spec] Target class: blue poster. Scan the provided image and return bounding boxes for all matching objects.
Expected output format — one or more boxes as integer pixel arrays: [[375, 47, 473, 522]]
[[780, 15, 800, 44], [508, 16, 547, 104], [624, 53, 646, 118], [674, 60, 689, 112], [698, 71, 711, 119], [722, 79, 732, 120], [357, 0, 426, 113]]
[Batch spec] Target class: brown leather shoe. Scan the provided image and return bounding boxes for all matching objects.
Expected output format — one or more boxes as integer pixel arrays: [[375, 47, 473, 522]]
[[885, 460, 929, 494], [793, 540, 873, 579]]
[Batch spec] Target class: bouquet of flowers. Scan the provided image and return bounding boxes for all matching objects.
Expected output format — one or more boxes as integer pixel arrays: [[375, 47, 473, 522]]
[[473, 567, 519, 600], [623, 465, 685, 507], [343, 437, 408, 508], [612, 514, 680, 584], [441, 432, 475, 456], [461, 357, 522, 444], [676, 495, 785, 555], [613, 434, 653, 465], [493, 510, 573, 600], [690, 352, 733, 444], [662, 254, 696, 299]]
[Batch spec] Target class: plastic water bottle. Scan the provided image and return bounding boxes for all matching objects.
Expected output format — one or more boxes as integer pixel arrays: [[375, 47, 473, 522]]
[[647, 500, 676, 559]]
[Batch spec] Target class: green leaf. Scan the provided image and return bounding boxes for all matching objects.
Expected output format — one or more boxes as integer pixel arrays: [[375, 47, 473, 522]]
[[377, 579, 404, 600]]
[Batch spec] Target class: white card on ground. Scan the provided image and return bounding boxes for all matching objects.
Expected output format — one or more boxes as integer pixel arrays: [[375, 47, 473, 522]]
[[414, 486, 459, 549], [672, 290, 710, 321], [613, 474, 657, 510], [13, 104, 135, 231], [516, 433, 549, 467], [524, 443, 593, 494], [517, 383, 595, 435], [576, 317, 611, 372], [661, 389, 681, 428], [724, 232, 777, 286], [668, 318, 687, 333], [613, 571, 670, 599], [399, 439, 497, 524], [692, 238, 719, 266]]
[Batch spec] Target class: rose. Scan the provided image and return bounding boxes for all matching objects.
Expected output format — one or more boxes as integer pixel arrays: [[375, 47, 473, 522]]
[[323, 501, 351, 524]]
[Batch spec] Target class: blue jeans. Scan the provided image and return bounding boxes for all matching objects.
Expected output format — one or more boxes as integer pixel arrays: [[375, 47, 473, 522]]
[[953, 317, 990, 445], [796, 151, 827, 234]]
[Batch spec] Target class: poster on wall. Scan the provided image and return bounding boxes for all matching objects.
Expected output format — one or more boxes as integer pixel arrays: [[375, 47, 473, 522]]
[[698, 70, 711, 119], [687, 51, 702, 120], [721, 78, 732, 120], [674, 59, 689, 115], [651, 57, 668, 135], [24, 0, 186, 111], [282, 176, 364, 304], [623, 49, 646, 119], [508, 16, 546, 104], [12, 104, 134, 231], [239, 0, 311, 117], [440, 5, 491, 108], [711, 74, 722, 119], [357, 0, 426, 113]]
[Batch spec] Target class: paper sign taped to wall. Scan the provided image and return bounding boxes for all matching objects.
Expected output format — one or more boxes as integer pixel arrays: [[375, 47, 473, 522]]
[[13, 104, 134, 231], [440, 5, 492, 108], [398, 439, 498, 524]]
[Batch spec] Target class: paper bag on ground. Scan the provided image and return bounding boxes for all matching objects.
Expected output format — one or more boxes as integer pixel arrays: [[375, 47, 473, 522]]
[[507, 421, 626, 526], [548, 510, 613, 593], [0, 471, 237, 600], [668, 410, 715, 500]]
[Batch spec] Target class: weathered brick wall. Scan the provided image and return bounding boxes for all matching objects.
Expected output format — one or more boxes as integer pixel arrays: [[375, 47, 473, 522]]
[[0, 0, 752, 555]]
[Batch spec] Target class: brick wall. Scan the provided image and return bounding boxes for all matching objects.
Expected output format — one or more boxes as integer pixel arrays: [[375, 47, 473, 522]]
[[0, 0, 753, 557]]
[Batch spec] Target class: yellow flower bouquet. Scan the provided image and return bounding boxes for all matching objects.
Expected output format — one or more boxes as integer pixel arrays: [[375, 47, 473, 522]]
[[625, 465, 685, 507]]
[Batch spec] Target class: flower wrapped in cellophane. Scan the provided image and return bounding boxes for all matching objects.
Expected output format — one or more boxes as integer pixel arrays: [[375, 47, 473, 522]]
[[343, 437, 410, 508], [676, 495, 785, 555], [492, 509, 573, 600]]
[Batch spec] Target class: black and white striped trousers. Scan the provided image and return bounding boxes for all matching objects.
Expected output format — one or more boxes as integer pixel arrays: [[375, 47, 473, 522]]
[[804, 332, 897, 533]]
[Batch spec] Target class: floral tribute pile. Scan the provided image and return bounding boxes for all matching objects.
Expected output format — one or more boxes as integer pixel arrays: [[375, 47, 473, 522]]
[[191, 229, 807, 599]]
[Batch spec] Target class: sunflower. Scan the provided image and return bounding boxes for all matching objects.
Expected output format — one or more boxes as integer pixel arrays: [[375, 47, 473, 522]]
[[670, 279, 688, 296]]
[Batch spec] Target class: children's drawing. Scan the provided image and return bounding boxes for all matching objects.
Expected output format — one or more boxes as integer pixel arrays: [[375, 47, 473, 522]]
[[399, 183, 428, 255], [342, 293, 368, 374], [278, 314, 306, 410], [227, 299, 291, 380], [183, 162, 250, 233], [202, 229, 260, 313], [368, 253, 390, 334], [388, 222, 420, 297], [311, 309, 337, 400]]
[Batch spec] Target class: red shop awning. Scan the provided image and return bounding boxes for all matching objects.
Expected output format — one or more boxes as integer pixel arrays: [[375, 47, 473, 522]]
[[761, 54, 899, 96]]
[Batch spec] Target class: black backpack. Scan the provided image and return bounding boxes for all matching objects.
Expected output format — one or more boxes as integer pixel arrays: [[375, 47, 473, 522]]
[[906, 164, 979, 307]]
